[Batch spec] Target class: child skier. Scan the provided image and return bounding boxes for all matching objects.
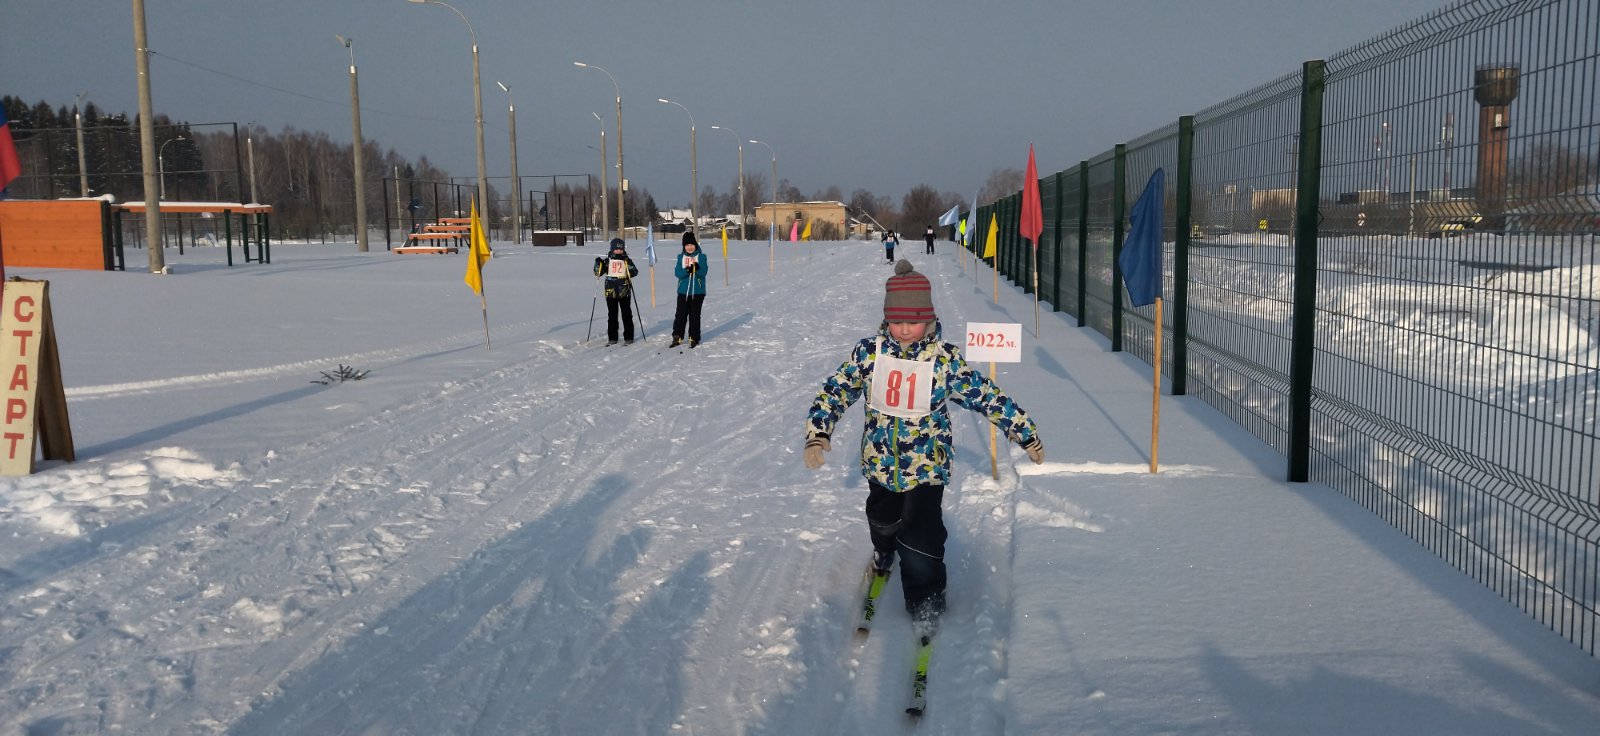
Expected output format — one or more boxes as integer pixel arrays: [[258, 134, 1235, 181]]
[[803, 259, 1044, 637], [593, 238, 640, 345], [670, 231, 709, 348]]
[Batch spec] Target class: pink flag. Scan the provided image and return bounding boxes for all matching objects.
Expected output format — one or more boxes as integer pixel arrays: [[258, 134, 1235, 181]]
[[789, 220, 799, 242]]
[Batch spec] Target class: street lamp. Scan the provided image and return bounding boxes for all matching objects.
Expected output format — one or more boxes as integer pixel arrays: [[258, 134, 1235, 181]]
[[74, 91, 89, 197], [158, 135, 186, 201], [497, 81, 521, 243], [337, 35, 369, 252], [749, 138, 777, 270], [576, 61, 624, 239], [710, 125, 744, 239], [593, 111, 608, 241], [658, 98, 697, 236], [245, 122, 259, 203], [749, 138, 777, 221], [408, 0, 489, 220]]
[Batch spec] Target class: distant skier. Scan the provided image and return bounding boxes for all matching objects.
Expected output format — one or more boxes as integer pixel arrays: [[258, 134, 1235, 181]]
[[593, 238, 640, 345], [802, 259, 1044, 637], [670, 231, 709, 348], [881, 229, 899, 263], [924, 226, 935, 254]]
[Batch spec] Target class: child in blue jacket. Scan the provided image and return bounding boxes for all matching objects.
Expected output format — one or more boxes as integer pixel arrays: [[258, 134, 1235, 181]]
[[671, 232, 709, 348]]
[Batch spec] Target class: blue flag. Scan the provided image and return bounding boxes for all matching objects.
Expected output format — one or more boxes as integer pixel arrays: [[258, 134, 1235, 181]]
[[646, 227, 656, 266], [937, 203, 961, 227], [1119, 168, 1165, 307]]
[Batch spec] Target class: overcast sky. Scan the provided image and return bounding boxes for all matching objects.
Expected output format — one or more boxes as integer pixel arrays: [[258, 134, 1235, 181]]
[[2, 0, 1453, 207]]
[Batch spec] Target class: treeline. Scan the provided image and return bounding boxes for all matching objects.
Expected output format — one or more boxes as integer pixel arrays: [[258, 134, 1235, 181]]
[[3, 95, 1026, 240], [2, 96, 476, 239]]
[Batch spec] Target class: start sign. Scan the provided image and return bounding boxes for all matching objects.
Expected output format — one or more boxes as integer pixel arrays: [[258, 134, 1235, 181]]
[[0, 279, 74, 475]]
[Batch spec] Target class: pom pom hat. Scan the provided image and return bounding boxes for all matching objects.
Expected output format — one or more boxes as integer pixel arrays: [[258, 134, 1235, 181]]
[[883, 259, 935, 323]]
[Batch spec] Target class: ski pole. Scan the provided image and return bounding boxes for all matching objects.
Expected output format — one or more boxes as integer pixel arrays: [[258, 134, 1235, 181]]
[[585, 274, 601, 343], [630, 280, 648, 339]]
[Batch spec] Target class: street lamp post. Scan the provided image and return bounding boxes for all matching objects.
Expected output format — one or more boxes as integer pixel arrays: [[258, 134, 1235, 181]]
[[246, 122, 259, 203], [408, 0, 489, 220], [593, 112, 608, 241], [576, 62, 624, 239], [658, 98, 697, 236], [710, 125, 744, 239], [159, 135, 185, 201], [750, 138, 776, 265], [497, 81, 521, 243], [337, 35, 369, 252], [74, 91, 90, 197]]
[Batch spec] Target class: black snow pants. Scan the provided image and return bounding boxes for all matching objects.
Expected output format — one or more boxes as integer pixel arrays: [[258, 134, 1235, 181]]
[[865, 480, 947, 619], [606, 295, 635, 342]]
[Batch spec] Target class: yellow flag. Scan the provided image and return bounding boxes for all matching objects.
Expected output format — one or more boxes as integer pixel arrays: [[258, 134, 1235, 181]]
[[983, 213, 998, 259], [721, 225, 728, 258], [801, 219, 812, 240], [464, 198, 492, 295]]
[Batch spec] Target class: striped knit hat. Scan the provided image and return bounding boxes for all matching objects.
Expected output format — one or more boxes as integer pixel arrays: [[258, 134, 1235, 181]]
[[884, 259, 935, 323]]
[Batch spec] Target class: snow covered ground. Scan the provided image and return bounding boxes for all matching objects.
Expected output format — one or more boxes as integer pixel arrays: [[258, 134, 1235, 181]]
[[1, 238, 1597, 734]]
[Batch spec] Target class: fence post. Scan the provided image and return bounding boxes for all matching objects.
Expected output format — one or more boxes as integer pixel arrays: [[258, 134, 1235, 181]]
[[1173, 115, 1195, 396], [1111, 143, 1127, 352], [1288, 59, 1326, 483], [1078, 161, 1089, 326], [1052, 171, 1065, 312]]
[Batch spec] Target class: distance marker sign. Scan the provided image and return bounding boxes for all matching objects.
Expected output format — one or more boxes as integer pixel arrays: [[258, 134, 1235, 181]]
[[964, 322, 1022, 363]]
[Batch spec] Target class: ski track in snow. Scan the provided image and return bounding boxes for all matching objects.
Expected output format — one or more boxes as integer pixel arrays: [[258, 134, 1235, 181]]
[[0, 249, 1034, 734]]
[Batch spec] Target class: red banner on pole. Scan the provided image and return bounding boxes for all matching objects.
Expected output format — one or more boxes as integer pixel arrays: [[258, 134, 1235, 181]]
[[1019, 143, 1043, 250]]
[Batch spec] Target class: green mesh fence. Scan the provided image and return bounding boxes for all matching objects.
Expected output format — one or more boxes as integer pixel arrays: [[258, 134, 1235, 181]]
[[977, 0, 1597, 655]]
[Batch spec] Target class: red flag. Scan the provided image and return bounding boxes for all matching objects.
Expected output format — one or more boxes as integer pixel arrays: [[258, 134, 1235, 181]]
[[1019, 143, 1043, 250], [0, 106, 22, 193]]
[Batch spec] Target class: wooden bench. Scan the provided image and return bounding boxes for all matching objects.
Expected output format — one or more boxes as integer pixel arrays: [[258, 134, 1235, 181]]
[[396, 231, 462, 254], [531, 230, 585, 246]]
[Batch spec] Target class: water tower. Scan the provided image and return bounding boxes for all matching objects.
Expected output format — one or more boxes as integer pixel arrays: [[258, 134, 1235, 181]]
[[1473, 64, 1519, 230]]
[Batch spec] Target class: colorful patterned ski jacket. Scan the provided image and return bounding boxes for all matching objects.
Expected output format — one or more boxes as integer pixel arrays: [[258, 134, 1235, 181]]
[[806, 321, 1038, 491]]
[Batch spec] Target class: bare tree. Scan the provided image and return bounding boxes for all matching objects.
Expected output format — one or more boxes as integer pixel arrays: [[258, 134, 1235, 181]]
[[900, 184, 946, 233], [1510, 141, 1593, 201], [980, 167, 1023, 203]]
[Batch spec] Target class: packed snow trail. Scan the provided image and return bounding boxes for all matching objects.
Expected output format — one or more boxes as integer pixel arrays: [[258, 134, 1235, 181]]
[[0, 246, 1033, 734]]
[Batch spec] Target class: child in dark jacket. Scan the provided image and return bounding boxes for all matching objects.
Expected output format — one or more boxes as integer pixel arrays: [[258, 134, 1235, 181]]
[[804, 260, 1044, 637], [593, 238, 640, 344], [671, 232, 709, 348]]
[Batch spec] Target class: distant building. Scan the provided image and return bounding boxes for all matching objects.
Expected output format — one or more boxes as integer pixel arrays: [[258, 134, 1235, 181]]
[[752, 200, 847, 239]]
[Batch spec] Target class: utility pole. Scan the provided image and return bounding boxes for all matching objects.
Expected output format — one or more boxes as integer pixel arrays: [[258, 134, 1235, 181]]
[[338, 35, 369, 252], [74, 91, 89, 197], [132, 0, 164, 273]]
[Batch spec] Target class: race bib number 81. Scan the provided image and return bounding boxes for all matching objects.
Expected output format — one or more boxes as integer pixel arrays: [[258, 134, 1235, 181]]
[[869, 353, 934, 419]]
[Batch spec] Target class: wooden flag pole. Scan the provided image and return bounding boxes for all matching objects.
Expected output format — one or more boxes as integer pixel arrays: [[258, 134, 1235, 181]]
[[1031, 244, 1040, 336], [989, 359, 1001, 480], [480, 289, 491, 350], [1151, 297, 1163, 473], [992, 255, 999, 304], [649, 264, 656, 309]]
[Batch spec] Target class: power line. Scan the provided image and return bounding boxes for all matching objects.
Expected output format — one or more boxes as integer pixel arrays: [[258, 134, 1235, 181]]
[[148, 49, 472, 127]]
